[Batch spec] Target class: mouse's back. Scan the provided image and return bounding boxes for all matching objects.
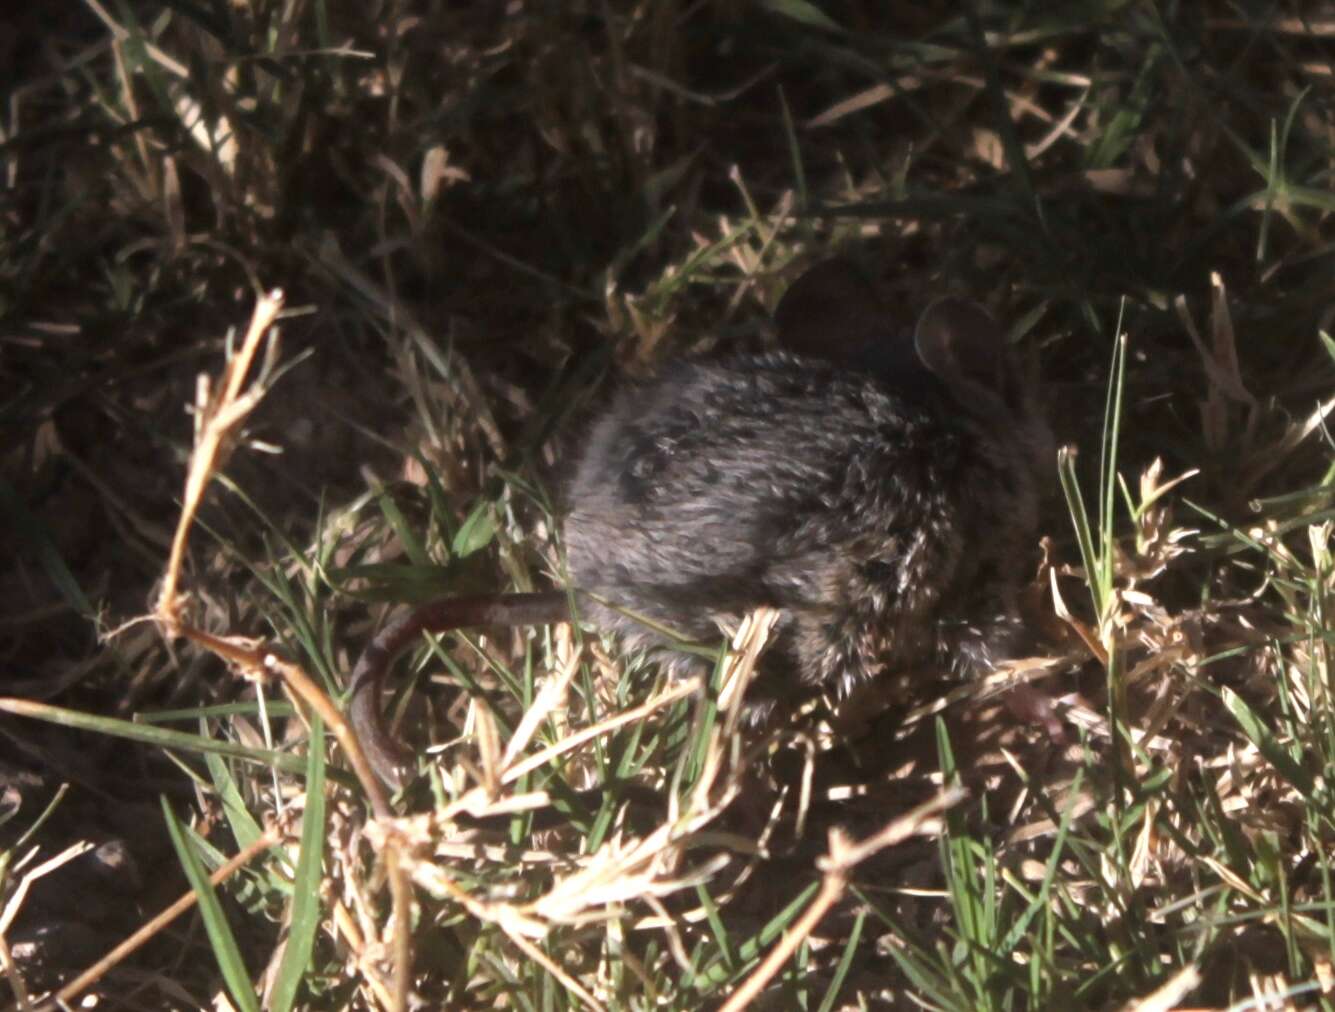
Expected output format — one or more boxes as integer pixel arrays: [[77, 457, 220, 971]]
[[563, 260, 1051, 702]]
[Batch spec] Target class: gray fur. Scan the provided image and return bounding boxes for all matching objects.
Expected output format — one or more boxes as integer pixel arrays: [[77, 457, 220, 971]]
[[563, 263, 1052, 710]]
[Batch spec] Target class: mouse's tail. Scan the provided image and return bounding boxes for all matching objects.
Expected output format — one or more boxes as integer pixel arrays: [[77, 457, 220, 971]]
[[348, 591, 573, 789]]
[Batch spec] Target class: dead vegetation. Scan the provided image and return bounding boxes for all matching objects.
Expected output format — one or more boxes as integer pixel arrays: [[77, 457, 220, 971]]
[[3, 2, 1335, 1009]]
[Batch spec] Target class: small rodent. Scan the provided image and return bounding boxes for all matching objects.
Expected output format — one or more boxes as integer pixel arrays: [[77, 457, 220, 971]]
[[349, 260, 1053, 789]]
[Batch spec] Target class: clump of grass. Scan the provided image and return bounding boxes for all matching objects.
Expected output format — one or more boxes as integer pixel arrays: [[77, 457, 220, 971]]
[[4, 3, 1335, 1009]]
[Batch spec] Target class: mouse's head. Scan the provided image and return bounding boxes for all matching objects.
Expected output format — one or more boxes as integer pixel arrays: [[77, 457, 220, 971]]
[[913, 295, 1055, 484], [774, 258, 1054, 483]]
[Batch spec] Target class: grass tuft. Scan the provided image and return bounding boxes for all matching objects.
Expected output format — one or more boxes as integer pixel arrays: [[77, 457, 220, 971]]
[[4, 3, 1335, 1009]]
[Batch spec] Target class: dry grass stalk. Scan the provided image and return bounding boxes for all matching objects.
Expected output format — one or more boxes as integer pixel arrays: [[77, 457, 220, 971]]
[[155, 289, 285, 632], [34, 827, 284, 1012], [354, 609, 789, 1007], [142, 291, 417, 1010], [719, 787, 965, 1012]]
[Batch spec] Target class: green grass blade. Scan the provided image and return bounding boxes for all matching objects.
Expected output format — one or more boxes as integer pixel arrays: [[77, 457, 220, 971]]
[[816, 908, 866, 1012], [0, 697, 337, 781], [1222, 687, 1318, 802], [271, 712, 328, 1012], [205, 743, 267, 855], [161, 796, 262, 1012]]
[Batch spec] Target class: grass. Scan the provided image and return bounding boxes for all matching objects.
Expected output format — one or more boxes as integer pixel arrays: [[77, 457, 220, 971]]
[[3, 2, 1335, 1009]]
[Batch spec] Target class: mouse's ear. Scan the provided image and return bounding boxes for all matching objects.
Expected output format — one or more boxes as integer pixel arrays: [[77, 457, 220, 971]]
[[913, 296, 1007, 395], [774, 258, 886, 361]]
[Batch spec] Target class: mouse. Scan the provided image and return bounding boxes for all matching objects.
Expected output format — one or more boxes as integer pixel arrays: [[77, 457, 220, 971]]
[[348, 259, 1053, 790]]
